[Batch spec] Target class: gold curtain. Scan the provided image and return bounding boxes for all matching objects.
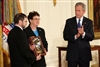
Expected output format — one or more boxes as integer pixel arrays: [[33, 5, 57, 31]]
[[1, 0, 22, 67], [4, 0, 22, 24], [0, 25, 3, 67], [0, 0, 4, 67]]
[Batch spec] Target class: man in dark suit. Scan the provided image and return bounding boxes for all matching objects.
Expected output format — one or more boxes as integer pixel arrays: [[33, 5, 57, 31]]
[[63, 2, 94, 67], [24, 11, 48, 67], [7, 13, 41, 67]]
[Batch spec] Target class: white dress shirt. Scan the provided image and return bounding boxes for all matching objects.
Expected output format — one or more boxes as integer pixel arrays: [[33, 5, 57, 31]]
[[75, 16, 85, 39]]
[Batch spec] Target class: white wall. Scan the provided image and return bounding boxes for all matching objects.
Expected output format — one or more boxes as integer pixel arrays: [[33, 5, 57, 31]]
[[20, 0, 100, 67]]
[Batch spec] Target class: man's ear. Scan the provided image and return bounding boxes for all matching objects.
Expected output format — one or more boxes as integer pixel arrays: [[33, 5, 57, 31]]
[[19, 20, 22, 24], [29, 19, 32, 23], [83, 10, 86, 13]]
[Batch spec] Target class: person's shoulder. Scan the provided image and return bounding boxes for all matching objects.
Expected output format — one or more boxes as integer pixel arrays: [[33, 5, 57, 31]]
[[83, 16, 92, 22], [11, 26, 20, 32], [66, 16, 76, 21], [37, 27, 44, 31], [8, 26, 22, 35], [65, 16, 76, 23], [24, 25, 30, 32]]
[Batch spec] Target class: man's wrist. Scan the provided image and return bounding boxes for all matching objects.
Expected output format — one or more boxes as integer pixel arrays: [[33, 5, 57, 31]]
[[75, 35, 77, 39], [82, 32, 85, 38]]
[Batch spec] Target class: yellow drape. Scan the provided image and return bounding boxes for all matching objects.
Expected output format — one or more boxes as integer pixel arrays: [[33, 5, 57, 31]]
[[17, 0, 22, 13], [1, 0, 22, 67], [8, 0, 13, 24], [0, 25, 3, 67], [4, 0, 22, 24]]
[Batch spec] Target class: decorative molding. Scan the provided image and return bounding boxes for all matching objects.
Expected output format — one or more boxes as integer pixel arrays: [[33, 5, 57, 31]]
[[53, 0, 56, 7]]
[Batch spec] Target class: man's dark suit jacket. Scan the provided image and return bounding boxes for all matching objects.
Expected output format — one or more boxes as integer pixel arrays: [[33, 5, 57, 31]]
[[63, 16, 94, 61], [7, 26, 36, 67], [24, 25, 48, 67]]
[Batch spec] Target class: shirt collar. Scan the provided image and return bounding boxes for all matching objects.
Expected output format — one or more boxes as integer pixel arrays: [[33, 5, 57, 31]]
[[15, 25, 23, 30], [76, 16, 83, 23], [76, 16, 83, 21]]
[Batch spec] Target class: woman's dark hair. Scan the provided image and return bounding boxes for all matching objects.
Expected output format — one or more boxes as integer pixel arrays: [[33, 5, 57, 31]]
[[14, 13, 27, 24], [28, 11, 40, 22]]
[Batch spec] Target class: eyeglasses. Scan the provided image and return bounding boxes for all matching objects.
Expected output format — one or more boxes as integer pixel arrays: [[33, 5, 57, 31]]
[[33, 18, 41, 20]]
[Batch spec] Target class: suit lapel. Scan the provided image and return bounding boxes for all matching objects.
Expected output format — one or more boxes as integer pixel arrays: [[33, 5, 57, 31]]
[[37, 27, 41, 37], [30, 27, 41, 37], [74, 17, 78, 29], [28, 26, 36, 36], [82, 17, 87, 30], [82, 17, 86, 26], [71, 17, 78, 33]]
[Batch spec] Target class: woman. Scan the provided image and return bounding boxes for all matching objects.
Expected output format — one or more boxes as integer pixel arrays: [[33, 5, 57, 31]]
[[24, 11, 48, 67]]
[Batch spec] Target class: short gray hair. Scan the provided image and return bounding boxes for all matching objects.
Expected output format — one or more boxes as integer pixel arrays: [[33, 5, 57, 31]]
[[75, 2, 86, 11]]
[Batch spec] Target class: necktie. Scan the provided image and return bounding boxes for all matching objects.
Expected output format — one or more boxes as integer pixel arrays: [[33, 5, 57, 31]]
[[78, 19, 81, 28]]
